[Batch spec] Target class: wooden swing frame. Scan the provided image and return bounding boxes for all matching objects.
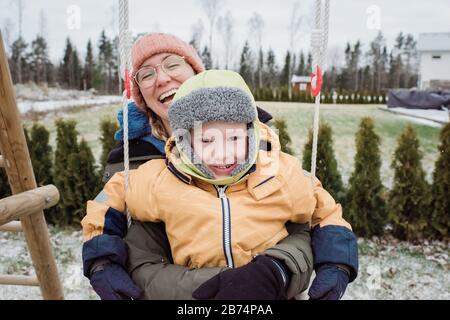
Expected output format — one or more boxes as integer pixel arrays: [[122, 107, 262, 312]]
[[0, 31, 64, 299]]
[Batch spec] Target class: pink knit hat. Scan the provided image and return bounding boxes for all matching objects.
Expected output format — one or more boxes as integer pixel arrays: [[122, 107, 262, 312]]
[[131, 33, 205, 108]]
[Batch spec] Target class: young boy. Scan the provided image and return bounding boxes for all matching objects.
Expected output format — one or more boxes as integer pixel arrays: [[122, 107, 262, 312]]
[[81, 70, 358, 300]]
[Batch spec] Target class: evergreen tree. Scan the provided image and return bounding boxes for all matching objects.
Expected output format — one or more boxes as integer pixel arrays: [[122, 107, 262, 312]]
[[239, 41, 253, 87], [28, 123, 53, 187], [297, 51, 306, 75], [367, 32, 387, 94], [346, 118, 386, 237], [53, 119, 79, 226], [84, 39, 95, 90], [273, 118, 293, 155], [59, 38, 75, 88], [72, 48, 82, 90], [429, 122, 450, 239], [100, 118, 119, 171], [66, 139, 100, 226], [265, 48, 278, 90], [29, 35, 51, 84], [388, 125, 430, 241], [302, 122, 345, 204], [10, 36, 28, 83], [98, 30, 114, 93], [201, 46, 212, 70], [256, 48, 264, 89], [280, 51, 291, 88], [306, 52, 313, 74]]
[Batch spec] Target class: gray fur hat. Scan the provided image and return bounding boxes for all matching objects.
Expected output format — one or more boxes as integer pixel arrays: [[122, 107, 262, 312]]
[[167, 70, 259, 180]]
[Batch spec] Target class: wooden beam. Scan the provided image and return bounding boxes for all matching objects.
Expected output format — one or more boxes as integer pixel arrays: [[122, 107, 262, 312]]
[[0, 274, 40, 286], [0, 220, 22, 232], [0, 185, 59, 226], [0, 31, 64, 300]]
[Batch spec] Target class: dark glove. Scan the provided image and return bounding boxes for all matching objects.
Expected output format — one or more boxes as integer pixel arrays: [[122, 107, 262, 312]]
[[89, 261, 142, 300], [308, 264, 350, 300], [193, 255, 290, 300]]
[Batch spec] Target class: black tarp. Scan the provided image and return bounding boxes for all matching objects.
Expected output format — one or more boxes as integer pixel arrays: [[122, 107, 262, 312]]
[[388, 89, 450, 109]]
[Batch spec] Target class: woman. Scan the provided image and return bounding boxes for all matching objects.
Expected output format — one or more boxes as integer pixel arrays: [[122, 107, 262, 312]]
[[82, 33, 338, 300]]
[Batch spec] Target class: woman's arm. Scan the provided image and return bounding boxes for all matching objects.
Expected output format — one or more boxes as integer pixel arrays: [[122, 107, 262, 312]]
[[125, 220, 312, 300], [263, 222, 313, 299], [125, 220, 225, 300]]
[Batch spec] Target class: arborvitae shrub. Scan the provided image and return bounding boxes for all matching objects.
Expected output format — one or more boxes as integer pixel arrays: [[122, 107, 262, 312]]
[[429, 122, 450, 239], [53, 119, 79, 226], [29, 123, 53, 186], [346, 117, 387, 237], [100, 117, 119, 171], [388, 125, 431, 241], [66, 139, 100, 226], [273, 118, 294, 155], [302, 122, 345, 204]]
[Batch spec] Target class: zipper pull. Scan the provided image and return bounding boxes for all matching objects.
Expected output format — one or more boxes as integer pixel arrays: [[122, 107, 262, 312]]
[[217, 186, 227, 198]]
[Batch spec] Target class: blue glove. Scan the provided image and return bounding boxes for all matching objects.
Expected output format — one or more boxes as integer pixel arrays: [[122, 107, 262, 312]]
[[89, 262, 142, 300], [308, 264, 350, 300]]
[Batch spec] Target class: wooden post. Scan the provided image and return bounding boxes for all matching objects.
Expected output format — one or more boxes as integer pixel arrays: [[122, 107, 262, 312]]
[[0, 220, 23, 232], [0, 275, 40, 286], [0, 185, 59, 226], [0, 31, 64, 300]]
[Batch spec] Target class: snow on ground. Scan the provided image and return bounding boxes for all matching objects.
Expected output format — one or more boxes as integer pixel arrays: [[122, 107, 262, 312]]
[[14, 83, 122, 114], [380, 106, 449, 127], [0, 227, 448, 300], [18, 96, 122, 114]]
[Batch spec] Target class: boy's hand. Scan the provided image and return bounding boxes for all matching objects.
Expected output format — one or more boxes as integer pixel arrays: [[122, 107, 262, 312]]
[[308, 264, 350, 300], [89, 262, 142, 300], [192, 255, 289, 300]]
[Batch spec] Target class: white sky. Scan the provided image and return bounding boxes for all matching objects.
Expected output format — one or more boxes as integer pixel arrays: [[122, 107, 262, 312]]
[[0, 0, 449, 68]]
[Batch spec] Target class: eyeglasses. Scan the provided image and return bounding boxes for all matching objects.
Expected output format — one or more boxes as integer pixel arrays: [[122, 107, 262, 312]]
[[134, 55, 189, 88]]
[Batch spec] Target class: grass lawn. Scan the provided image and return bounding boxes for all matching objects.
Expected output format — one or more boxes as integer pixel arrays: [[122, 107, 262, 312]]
[[257, 102, 441, 188], [23, 101, 443, 189]]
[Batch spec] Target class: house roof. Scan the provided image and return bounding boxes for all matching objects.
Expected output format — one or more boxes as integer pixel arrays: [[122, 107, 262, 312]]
[[417, 33, 450, 51], [291, 75, 310, 83]]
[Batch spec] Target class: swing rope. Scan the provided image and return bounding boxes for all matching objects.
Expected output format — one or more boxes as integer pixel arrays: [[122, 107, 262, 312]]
[[310, 0, 330, 186], [117, 0, 329, 207], [118, 0, 132, 228]]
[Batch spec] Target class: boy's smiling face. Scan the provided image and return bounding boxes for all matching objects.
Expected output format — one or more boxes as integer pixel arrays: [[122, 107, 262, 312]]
[[191, 121, 248, 179]]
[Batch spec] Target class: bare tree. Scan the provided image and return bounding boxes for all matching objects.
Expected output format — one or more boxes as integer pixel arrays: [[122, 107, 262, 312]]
[[109, 4, 117, 33], [248, 12, 264, 88], [2, 17, 14, 52], [287, 1, 309, 98], [217, 11, 235, 69], [15, 0, 25, 37], [14, 0, 26, 83], [200, 0, 224, 66], [190, 19, 205, 54], [39, 9, 48, 37]]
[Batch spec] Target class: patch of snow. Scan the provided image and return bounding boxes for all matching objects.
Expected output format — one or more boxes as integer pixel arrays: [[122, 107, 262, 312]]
[[13, 83, 122, 114], [0, 228, 448, 300], [18, 96, 122, 113], [382, 106, 449, 127]]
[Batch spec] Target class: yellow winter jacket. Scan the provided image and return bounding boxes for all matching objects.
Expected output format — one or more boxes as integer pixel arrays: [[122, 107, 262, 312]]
[[81, 123, 351, 269]]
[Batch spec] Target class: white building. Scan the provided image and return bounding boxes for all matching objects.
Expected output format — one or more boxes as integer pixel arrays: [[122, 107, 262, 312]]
[[417, 33, 450, 90]]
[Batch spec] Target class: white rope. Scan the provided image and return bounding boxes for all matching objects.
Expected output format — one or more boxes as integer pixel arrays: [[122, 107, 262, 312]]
[[310, 0, 330, 187], [118, 0, 132, 229], [321, 0, 330, 69]]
